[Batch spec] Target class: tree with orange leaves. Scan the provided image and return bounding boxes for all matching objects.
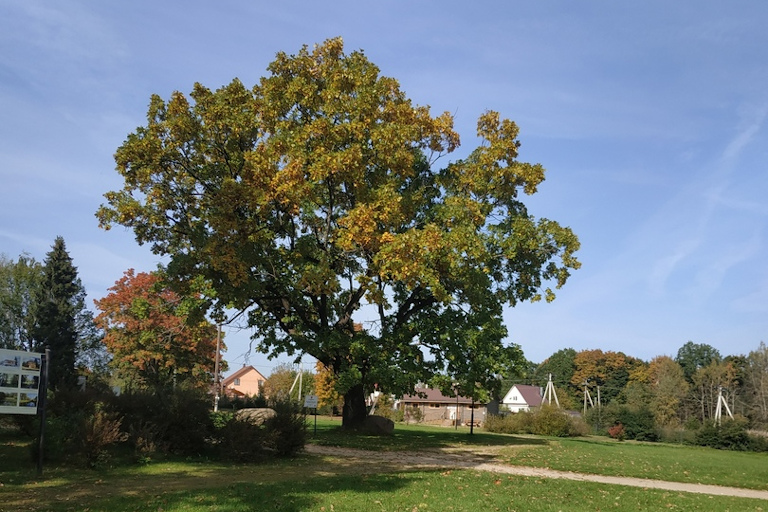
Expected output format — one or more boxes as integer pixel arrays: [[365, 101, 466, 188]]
[[94, 269, 219, 391], [571, 349, 645, 405]]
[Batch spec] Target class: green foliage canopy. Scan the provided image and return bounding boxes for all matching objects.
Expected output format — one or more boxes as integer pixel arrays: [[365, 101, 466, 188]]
[[0, 253, 43, 351], [97, 38, 580, 425]]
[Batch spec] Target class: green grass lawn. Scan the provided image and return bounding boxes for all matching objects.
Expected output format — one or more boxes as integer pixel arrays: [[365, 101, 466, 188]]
[[4, 461, 765, 512], [3, 419, 768, 511], [499, 436, 768, 490], [310, 417, 768, 490]]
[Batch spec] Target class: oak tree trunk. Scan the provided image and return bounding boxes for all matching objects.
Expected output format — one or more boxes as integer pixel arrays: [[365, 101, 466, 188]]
[[342, 382, 368, 429]]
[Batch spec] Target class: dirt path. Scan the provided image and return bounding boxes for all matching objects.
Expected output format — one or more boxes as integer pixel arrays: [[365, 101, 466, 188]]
[[306, 444, 768, 501]]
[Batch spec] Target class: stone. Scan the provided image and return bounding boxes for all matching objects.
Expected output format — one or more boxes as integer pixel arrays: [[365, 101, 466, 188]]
[[235, 407, 277, 425], [363, 414, 395, 435]]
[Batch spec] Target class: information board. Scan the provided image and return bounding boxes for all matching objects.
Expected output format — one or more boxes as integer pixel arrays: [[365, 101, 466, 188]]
[[0, 349, 43, 415], [303, 394, 318, 409]]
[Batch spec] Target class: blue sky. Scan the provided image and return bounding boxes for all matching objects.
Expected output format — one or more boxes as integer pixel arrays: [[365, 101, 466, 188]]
[[1, 1, 766, 375]]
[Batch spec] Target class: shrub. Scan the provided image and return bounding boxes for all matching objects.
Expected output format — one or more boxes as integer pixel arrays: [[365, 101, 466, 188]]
[[372, 394, 398, 421], [212, 398, 306, 461], [111, 388, 214, 456], [403, 406, 423, 424], [218, 394, 268, 411], [599, 404, 658, 442], [128, 420, 167, 462], [263, 399, 307, 457], [485, 407, 588, 437], [607, 423, 625, 441], [79, 406, 128, 467], [30, 392, 128, 467], [695, 418, 750, 451], [534, 406, 576, 437], [657, 426, 695, 445], [484, 413, 512, 433], [747, 431, 768, 452], [34, 411, 81, 463], [215, 417, 270, 462]]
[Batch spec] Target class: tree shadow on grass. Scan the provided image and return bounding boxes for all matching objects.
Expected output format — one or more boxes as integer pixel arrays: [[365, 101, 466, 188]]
[[311, 424, 549, 452], [127, 472, 425, 512], [4, 462, 430, 512]]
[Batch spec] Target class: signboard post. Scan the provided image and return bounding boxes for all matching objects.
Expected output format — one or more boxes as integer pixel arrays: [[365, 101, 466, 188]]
[[0, 348, 48, 476], [304, 394, 318, 436]]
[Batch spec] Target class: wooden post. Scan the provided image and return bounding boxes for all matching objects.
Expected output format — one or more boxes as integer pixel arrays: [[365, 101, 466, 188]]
[[36, 349, 50, 477]]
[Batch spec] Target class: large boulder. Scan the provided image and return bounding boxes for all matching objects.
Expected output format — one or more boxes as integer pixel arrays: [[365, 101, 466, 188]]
[[363, 415, 395, 435], [235, 408, 277, 425]]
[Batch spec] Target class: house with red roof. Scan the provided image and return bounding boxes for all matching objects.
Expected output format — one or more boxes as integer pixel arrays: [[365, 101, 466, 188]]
[[396, 387, 488, 427], [501, 384, 544, 412], [221, 365, 267, 397]]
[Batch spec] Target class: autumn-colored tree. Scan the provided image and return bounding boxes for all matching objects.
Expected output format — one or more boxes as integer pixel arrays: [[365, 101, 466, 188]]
[[262, 363, 314, 401], [646, 356, 688, 427], [94, 269, 218, 391], [314, 361, 342, 411], [96, 38, 580, 427], [571, 349, 644, 406]]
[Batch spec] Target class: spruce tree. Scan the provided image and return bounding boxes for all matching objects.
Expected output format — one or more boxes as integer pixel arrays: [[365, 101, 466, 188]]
[[32, 237, 85, 390]]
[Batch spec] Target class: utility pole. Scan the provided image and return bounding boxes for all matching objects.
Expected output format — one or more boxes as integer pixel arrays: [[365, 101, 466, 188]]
[[543, 373, 560, 408], [714, 386, 734, 426], [582, 380, 594, 415], [289, 357, 304, 403]]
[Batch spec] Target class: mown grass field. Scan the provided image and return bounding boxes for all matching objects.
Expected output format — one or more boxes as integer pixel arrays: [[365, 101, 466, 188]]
[[2, 417, 767, 511]]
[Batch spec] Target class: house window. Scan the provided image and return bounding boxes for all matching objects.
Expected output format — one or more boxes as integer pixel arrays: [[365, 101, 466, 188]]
[[513, 395, 519, 401], [428, 403, 441, 409], [234, 378, 240, 386]]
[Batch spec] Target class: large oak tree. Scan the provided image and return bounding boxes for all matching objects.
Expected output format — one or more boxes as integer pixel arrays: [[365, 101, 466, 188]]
[[97, 38, 580, 427]]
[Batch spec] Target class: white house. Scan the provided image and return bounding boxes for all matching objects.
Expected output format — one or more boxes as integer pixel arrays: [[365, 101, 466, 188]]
[[501, 384, 544, 412]]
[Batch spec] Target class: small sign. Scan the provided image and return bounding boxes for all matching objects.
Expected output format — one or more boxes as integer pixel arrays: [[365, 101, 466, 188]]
[[303, 394, 318, 408]]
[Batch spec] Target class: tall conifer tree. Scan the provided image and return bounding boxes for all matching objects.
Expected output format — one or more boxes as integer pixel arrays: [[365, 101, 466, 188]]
[[33, 237, 84, 390]]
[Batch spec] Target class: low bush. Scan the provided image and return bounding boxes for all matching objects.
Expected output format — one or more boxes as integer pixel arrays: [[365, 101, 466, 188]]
[[657, 426, 696, 445], [217, 394, 268, 411], [599, 404, 658, 442], [607, 423, 625, 440], [403, 406, 423, 424], [29, 387, 308, 467], [215, 417, 271, 462], [262, 399, 307, 457], [31, 393, 128, 467], [485, 406, 589, 437], [694, 418, 751, 451], [80, 406, 128, 467], [111, 388, 213, 456], [211, 398, 306, 461]]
